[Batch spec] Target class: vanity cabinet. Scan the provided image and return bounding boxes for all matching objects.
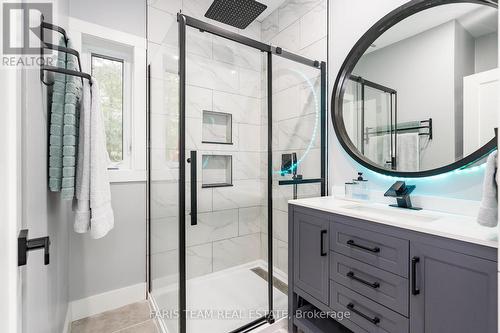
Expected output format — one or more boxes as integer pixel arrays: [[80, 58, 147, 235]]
[[288, 204, 498, 333], [293, 211, 330, 305], [409, 241, 497, 333]]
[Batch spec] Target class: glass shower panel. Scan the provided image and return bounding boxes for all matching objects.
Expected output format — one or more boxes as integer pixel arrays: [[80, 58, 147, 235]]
[[363, 86, 393, 168], [184, 27, 269, 333], [270, 55, 323, 320], [343, 79, 363, 150], [148, 19, 180, 333]]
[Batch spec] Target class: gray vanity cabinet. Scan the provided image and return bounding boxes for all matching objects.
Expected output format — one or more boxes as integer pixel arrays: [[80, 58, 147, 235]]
[[293, 211, 330, 305], [289, 204, 498, 333], [409, 241, 497, 333]]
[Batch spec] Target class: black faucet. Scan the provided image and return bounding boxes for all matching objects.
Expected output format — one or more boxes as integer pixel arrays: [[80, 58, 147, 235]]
[[384, 181, 421, 210]]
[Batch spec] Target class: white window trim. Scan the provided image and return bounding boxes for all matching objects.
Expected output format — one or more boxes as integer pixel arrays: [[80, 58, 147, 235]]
[[69, 18, 147, 183]]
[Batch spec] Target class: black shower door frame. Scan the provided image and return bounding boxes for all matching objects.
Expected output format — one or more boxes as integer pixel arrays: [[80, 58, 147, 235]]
[[175, 13, 327, 333]]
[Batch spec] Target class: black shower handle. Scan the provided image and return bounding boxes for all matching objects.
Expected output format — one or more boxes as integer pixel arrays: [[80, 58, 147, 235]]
[[188, 151, 197, 226]]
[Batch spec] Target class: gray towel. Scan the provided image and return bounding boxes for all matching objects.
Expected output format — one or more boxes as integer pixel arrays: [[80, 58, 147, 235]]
[[61, 41, 82, 200], [48, 37, 67, 191], [477, 151, 498, 227]]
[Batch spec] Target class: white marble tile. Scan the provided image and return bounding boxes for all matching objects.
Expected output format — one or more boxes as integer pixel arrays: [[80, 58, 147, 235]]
[[213, 36, 240, 66], [262, 10, 279, 43], [186, 209, 238, 246], [239, 68, 261, 98], [212, 233, 261, 271], [150, 75, 179, 116], [239, 206, 263, 235], [181, 0, 214, 22], [185, 181, 213, 213], [213, 91, 261, 125], [201, 155, 232, 186], [213, 180, 263, 210], [272, 184, 293, 213], [151, 249, 178, 284], [186, 85, 212, 119], [296, 147, 321, 179], [186, 116, 203, 150], [233, 152, 263, 180], [148, 42, 179, 79], [239, 20, 261, 40], [148, 7, 177, 46], [276, 240, 288, 275], [150, 148, 179, 181], [151, 180, 179, 218], [271, 20, 300, 52], [150, 113, 178, 149], [300, 36, 327, 62], [273, 209, 288, 243], [187, 54, 239, 94], [148, 0, 181, 15], [187, 28, 213, 59], [299, 1, 327, 49], [239, 124, 262, 152], [275, 84, 300, 122], [278, 0, 322, 32], [187, 243, 213, 279], [151, 217, 178, 254], [277, 113, 320, 151]]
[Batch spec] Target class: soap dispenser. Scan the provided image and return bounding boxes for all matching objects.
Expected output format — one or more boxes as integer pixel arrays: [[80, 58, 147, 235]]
[[353, 172, 369, 200]]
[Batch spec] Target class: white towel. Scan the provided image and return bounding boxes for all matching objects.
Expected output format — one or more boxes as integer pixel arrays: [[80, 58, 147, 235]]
[[74, 78, 114, 239], [477, 151, 498, 227], [397, 133, 420, 171], [366, 134, 391, 168]]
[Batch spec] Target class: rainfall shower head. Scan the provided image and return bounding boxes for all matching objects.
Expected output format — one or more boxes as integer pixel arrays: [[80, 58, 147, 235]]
[[205, 0, 267, 29]]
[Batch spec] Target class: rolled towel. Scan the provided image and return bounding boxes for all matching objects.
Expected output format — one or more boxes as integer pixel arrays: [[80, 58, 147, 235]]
[[477, 151, 498, 227]]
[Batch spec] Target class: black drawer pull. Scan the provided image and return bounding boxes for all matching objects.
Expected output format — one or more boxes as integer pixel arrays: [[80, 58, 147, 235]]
[[346, 239, 380, 253], [347, 303, 380, 325], [320, 230, 327, 256], [411, 256, 420, 295], [347, 271, 380, 289]]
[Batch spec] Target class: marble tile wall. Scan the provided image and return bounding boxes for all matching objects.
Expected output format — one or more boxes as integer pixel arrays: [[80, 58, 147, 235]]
[[260, 0, 328, 277], [147, 1, 266, 289]]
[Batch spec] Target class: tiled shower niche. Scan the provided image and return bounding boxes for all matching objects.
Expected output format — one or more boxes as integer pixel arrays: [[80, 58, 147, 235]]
[[202, 110, 233, 144], [202, 155, 233, 188]]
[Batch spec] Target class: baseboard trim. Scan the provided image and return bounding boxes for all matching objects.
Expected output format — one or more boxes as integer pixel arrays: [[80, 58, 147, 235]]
[[70, 283, 147, 321], [62, 305, 72, 333]]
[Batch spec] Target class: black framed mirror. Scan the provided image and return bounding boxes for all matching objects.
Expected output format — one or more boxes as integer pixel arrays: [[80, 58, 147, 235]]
[[332, 0, 498, 177]]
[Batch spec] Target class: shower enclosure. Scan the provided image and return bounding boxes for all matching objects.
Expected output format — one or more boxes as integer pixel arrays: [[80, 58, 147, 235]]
[[148, 14, 326, 333]]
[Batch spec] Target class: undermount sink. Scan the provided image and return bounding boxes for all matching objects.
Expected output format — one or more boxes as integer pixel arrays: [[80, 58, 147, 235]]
[[339, 204, 441, 223]]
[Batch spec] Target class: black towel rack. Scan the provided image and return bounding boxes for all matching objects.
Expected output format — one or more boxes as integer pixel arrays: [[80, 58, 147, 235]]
[[39, 15, 91, 86]]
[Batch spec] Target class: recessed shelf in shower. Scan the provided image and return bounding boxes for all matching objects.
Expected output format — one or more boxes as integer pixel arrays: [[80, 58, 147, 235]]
[[202, 110, 233, 144], [201, 155, 233, 188]]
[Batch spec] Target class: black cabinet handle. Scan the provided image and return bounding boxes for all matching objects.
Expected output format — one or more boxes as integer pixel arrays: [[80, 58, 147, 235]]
[[346, 303, 380, 325], [346, 239, 380, 253], [347, 271, 380, 289], [411, 256, 420, 295], [320, 230, 327, 256], [188, 151, 197, 226]]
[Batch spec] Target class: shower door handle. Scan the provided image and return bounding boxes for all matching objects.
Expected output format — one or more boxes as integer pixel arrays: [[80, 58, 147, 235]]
[[187, 150, 197, 225]]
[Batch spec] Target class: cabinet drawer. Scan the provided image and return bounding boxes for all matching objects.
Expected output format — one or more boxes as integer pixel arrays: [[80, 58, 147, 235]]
[[330, 253, 409, 316], [330, 281, 408, 333], [331, 222, 409, 277]]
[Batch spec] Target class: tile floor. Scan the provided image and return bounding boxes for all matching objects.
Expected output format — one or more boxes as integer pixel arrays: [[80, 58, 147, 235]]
[[71, 301, 159, 333]]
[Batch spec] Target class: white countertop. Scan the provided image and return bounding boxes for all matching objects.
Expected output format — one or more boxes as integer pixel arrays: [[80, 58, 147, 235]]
[[289, 196, 498, 248]]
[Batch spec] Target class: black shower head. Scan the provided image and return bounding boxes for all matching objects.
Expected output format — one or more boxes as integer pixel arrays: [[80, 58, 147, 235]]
[[205, 0, 267, 29]]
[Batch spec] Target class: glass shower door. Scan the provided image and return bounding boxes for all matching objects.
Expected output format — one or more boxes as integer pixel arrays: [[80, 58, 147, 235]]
[[182, 24, 270, 333]]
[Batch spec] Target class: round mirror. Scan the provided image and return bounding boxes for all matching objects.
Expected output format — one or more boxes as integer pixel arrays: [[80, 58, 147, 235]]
[[332, 0, 498, 177]]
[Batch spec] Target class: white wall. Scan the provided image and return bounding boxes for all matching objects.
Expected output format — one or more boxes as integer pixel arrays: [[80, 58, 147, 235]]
[[475, 32, 498, 72], [67, 0, 147, 303], [354, 21, 457, 171], [20, 1, 72, 332], [329, 0, 487, 202]]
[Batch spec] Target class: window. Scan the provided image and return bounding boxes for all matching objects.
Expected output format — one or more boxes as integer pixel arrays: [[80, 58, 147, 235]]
[[91, 54, 124, 164], [76, 20, 147, 182]]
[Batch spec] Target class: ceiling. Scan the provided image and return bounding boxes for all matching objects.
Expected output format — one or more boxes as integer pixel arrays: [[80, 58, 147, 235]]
[[367, 3, 498, 53]]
